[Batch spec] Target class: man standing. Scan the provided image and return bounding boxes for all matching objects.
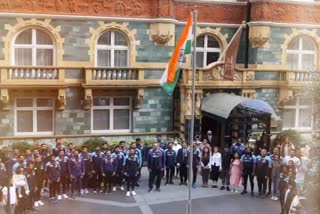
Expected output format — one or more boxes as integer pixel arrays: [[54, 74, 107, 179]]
[[255, 148, 272, 198], [147, 143, 165, 192], [220, 145, 231, 191], [101, 151, 118, 194], [165, 142, 176, 185], [204, 130, 215, 148], [112, 146, 125, 191], [79, 147, 92, 194], [52, 138, 66, 157], [172, 138, 182, 177], [45, 155, 60, 203], [68, 150, 85, 198], [240, 148, 256, 196], [282, 149, 301, 172], [56, 150, 69, 199], [177, 143, 189, 185], [91, 146, 104, 193], [230, 138, 246, 157]]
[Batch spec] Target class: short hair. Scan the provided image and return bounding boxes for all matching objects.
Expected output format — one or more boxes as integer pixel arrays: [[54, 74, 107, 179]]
[[40, 143, 46, 147], [55, 138, 61, 142], [136, 138, 141, 142], [67, 143, 73, 146]]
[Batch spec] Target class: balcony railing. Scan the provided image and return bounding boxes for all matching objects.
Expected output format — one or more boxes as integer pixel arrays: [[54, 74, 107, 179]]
[[91, 68, 139, 80], [7, 67, 59, 80]]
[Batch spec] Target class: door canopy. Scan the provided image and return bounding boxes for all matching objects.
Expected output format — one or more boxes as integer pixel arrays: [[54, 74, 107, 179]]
[[201, 93, 280, 120]]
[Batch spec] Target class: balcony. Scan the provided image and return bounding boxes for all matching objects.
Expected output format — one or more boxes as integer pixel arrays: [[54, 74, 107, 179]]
[[0, 66, 65, 88]]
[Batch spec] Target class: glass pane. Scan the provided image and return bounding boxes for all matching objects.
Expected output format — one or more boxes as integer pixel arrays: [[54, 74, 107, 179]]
[[302, 54, 315, 71], [298, 108, 312, 127], [114, 50, 128, 67], [14, 48, 32, 66], [196, 35, 205, 48], [16, 98, 33, 107], [97, 32, 111, 45], [113, 109, 129, 130], [37, 98, 54, 107], [114, 32, 128, 46], [36, 49, 54, 66], [196, 52, 204, 67], [299, 97, 312, 106], [302, 36, 316, 51], [93, 110, 110, 130], [207, 36, 220, 48], [207, 52, 220, 65], [93, 97, 110, 106], [288, 37, 300, 50], [36, 30, 53, 45], [37, 110, 53, 132], [114, 98, 130, 106], [286, 53, 299, 70], [17, 111, 33, 132], [97, 50, 111, 67], [282, 109, 296, 128], [15, 29, 32, 44]]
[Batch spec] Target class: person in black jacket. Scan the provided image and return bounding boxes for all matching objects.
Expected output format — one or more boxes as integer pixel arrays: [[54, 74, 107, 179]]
[[220, 145, 231, 191], [147, 143, 165, 192], [165, 142, 176, 185], [25, 162, 36, 212], [45, 155, 61, 203], [177, 143, 189, 185], [284, 180, 297, 214], [124, 148, 139, 197], [91, 146, 104, 193], [56, 150, 69, 199], [33, 155, 45, 207], [79, 147, 92, 194]]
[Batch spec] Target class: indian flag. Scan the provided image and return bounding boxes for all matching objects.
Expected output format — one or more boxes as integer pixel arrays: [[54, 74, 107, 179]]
[[160, 15, 193, 95]]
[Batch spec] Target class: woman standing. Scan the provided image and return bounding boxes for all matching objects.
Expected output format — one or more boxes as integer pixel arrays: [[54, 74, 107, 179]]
[[200, 147, 211, 187], [210, 146, 222, 188], [271, 154, 282, 200], [230, 152, 242, 192]]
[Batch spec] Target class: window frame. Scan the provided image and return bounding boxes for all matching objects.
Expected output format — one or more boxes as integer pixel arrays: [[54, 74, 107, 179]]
[[282, 97, 313, 130], [14, 97, 55, 136], [95, 30, 129, 67], [11, 28, 56, 66], [91, 96, 132, 133], [195, 34, 221, 68], [286, 36, 317, 70]]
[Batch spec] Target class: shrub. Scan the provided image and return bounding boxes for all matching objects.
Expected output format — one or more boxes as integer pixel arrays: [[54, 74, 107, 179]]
[[11, 142, 33, 154], [81, 138, 107, 151], [277, 129, 304, 149]]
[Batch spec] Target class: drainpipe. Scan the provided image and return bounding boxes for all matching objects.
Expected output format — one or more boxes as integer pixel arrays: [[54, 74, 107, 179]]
[[245, 0, 251, 68]]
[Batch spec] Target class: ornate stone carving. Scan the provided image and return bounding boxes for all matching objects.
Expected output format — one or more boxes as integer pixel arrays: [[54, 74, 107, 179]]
[[249, 25, 270, 48], [84, 89, 92, 110], [134, 88, 144, 109], [185, 92, 192, 116], [57, 89, 66, 111], [245, 71, 255, 81], [0, 89, 9, 111], [279, 88, 294, 105], [242, 89, 256, 99], [195, 92, 203, 117], [151, 33, 173, 45], [203, 67, 223, 81]]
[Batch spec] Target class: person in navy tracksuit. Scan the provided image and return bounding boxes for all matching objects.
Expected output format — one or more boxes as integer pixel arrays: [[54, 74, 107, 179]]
[[91, 146, 104, 193], [128, 144, 142, 187], [112, 146, 125, 191], [56, 150, 69, 199], [255, 148, 272, 198], [101, 150, 118, 194], [177, 143, 189, 185], [45, 155, 60, 202], [68, 150, 85, 198], [124, 148, 139, 196], [240, 148, 256, 196], [147, 143, 165, 192], [79, 147, 92, 194], [165, 142, 176, 185]]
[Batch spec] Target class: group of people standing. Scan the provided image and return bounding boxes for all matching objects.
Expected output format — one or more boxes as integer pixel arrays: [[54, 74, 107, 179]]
[[0, 133, 303, 214]]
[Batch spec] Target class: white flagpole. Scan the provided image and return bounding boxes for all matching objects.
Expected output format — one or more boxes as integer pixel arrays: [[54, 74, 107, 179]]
[[187, 9, 197, 214]]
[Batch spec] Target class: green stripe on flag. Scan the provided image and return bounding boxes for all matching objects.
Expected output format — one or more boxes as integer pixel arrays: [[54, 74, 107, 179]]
[[184, 40, 192, 55], [162, 68, 181, 95]]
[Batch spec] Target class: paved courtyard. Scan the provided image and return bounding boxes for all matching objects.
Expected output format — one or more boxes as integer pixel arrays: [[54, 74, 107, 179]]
[[36, 168, 280, 214]]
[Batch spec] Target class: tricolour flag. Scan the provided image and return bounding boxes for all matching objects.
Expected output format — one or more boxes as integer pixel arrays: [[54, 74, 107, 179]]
[[160, 14, 193, 95]]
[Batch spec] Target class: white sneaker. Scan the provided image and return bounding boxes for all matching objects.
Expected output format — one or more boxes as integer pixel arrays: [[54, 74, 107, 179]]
[[63, 194, 69, 199], [112, 187, 117, 192], [93, 190, 97, 194], [18, 194, 23, 198], [80, 189, 84, 195], [57, 195, 62, 200], [85, 189, 89, 194], [38, 201, 44, 206], [274, 197, 279, 201], [271, 196, 275, 200], [120, 186, 124, 191], [126, 191, 130, 196], [131, 191, 136, 196], [34, 201, 39, 207]]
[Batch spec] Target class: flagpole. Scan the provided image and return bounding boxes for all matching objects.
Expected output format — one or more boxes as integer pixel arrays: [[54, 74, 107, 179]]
[[187, 9, 197, 214]]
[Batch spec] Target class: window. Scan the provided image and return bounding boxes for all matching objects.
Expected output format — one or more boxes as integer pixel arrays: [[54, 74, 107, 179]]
[[13, 28, 55, 66], [96, 31, 129, 67], [15, 98, 54, 135], [195, 34, 221, 68], [282, 97, 312, 130], [92, 97, 131, 133], [286, 36, 317, 70]]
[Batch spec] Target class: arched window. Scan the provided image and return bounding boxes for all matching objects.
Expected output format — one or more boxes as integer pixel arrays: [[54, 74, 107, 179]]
[[96, 31, 129, 67], [13, 28, 55, 66], [196, 34, 221, 68], [286, 35, 317, 70]]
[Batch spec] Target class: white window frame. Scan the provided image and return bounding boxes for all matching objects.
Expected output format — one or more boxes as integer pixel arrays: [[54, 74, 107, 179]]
[[91, 97, 132, 133], [95, 31, 129, 67], [286, 36, 316, 70], [282, 97, 313, 130], [14, 97, 55, 136], [196, 34, 221, 68], [11, 28, 56, 66]]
